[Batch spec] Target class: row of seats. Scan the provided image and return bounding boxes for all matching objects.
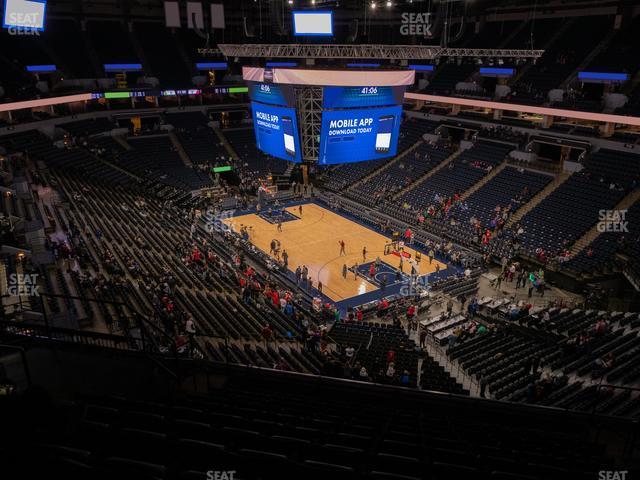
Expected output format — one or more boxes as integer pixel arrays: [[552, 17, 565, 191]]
[[223, 128, 289, 178], [1, 370, 615, 480], [165, 112, 229, 165], [394, 141, 511, 213]]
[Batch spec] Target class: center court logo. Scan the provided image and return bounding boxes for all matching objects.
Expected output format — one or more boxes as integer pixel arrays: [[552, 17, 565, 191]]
[[210, 209, 235, 233], [399, 274, 429, 297], [400, 12, 433, 37], [597, 209, 629, 233]]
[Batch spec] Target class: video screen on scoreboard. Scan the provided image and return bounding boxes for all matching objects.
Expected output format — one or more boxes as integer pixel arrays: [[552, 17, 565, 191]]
[[3, 0, 47, 30], [318, 105, 402, 165], [251, 102, 302, 163], [248, 82, 294, 106], [323, 86, 406, 109]]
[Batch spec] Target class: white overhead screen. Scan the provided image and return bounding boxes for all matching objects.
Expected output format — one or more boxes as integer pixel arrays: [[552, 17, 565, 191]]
[[187, 1, 204, 29], [164, 1, 225, 29], [292, 11, 333, 36], [210, 4, 225, 29], [3, 0, 47, 30], [163, 1, 180, 28]]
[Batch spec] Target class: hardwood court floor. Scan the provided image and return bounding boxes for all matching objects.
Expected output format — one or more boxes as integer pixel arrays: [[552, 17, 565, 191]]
[[224, 203, 447, 302]]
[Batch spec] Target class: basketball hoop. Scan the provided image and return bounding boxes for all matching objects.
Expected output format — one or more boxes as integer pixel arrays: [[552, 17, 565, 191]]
[[258, 179, 275, 196]]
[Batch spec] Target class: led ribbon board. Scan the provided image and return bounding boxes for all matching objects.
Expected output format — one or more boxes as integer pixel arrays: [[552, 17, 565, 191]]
[[26, 64, 56, 72], [196, 62, 228, 70], [248, 82, 294, 106], [479, 67, 515, 77], [578, 72, 629, 82], [408, 65, 435, 72], [323, 86, 406, 109], [104, 64, 143, 72]]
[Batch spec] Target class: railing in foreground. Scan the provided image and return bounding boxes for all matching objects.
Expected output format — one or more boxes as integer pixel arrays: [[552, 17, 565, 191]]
[[0, 320, 147, 351]]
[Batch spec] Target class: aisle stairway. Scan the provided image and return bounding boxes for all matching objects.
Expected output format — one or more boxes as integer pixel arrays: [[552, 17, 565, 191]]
[[569, 188, 640, 257], [347, 140, 425, 192], [505, 171, 571, 228], [460, 161, 508, 200], [392, 147, 462, 200]]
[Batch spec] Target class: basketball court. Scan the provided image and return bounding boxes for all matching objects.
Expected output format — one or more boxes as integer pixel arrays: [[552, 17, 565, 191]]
[[223, 203, 448, 303]]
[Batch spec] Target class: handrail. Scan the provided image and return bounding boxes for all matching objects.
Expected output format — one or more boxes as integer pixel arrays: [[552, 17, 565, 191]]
[[0, 320, 145, 350], [34, 291, 182, 371]]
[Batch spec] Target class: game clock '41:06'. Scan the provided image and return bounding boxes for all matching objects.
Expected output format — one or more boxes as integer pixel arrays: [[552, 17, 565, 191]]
[[360, 87, 378, 95]]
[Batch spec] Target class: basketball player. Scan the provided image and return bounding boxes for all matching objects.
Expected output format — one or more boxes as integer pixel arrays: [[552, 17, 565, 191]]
[[339, 240, 346, 256], [342, 264, 348, 279], [362, 246, 367, 262], [277, 221, 282, 232], [299, 205, 303, 217]]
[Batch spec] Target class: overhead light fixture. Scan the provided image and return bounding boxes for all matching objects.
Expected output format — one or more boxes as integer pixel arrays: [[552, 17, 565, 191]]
[[386, 0, 392, 6], [370, 1, 376, 8]]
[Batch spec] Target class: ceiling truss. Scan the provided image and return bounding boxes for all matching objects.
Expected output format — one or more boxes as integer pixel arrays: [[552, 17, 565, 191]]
[[214, 44, 544, 60]]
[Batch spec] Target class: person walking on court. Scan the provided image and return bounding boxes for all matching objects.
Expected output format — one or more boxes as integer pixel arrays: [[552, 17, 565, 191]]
[[339, 240, 346, 256], [299, 205, 303, 217], [318, 281, 323, 294], [282, 250, 288, 269], [277, 221, 282, 232], [354, 262, 359, 280], [342, 263, 348, 279], [362, 246, 367, 262]]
